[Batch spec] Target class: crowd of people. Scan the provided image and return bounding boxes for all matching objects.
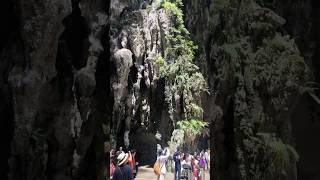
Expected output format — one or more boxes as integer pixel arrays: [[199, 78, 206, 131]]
[[110, 147, 138, 180], [109, 146, 210, 180], [163, 147, 210, 180]]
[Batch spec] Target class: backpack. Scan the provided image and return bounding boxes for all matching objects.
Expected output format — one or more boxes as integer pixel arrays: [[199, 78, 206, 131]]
[[153, 160, 161, 176]]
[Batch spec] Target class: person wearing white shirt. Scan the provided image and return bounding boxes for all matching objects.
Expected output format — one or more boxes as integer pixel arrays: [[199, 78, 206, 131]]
[[157, 147, 170, 180], [186, 153, 192, 166]]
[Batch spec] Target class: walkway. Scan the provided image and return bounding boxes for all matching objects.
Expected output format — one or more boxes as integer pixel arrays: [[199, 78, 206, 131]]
[[135, 166, 210, 180]]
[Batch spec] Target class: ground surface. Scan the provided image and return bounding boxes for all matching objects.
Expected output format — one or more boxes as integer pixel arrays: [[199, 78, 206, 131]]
[[135, 166, 210, 180]]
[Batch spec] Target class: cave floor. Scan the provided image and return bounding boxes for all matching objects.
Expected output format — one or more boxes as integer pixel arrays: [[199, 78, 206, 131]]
[[135, 166, 172, 179], [135, 166, 210, 180]]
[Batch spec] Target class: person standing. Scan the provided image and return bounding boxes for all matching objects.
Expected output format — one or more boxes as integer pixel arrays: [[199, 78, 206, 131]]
[[110, 162, 116, 180], [131, 149, 138, 178], [185, 153, 192, 180], [199, 150, 206, 180], [204, 149, 210, 171], [157, 147, 170, 180], [110, 149, 116, 180], [186, 153, 192, 166], [173, 147, 182, 180], [191, 155, 199, 180], [112, 152, 134, 180], [127, 149, 137, 177]]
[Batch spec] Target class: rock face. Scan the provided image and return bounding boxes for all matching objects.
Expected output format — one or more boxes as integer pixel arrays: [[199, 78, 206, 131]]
[[0, 0, 319, 179], [270, 1, 320, 179], [183, 0, 319, 179], [109, 0, 173, 164], [1, 0, 109, 179]]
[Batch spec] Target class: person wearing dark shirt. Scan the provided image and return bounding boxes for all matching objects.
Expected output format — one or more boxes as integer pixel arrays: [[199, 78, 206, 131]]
[[113, 152, 134, 180], [173, 147, 182, 180]]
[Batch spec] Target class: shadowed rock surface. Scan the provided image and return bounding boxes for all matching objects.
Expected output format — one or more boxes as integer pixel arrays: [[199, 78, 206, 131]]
[[0, 0, 319, 180]]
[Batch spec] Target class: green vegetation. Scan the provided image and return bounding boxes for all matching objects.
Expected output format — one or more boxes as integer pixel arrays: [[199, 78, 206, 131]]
[[211, 0, 309, 179], [157, 0, 207, 151], [176, 119, 208, 151], [257, 133, 299, 178], [251, 34, 309, 110], [177, 119, 208, 137], [159, 0, 207, 121], [154, 55, 166, 78]]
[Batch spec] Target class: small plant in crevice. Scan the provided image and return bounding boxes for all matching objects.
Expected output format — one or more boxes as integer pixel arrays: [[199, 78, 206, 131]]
[[154, 55, 166, 78], [176, 119, 208, 150]]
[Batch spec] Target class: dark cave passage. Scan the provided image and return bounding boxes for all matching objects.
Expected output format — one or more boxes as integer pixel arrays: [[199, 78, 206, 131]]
[[292, 95, 320, 180], [0, 0, 19, 179], [221, 100, 238, 180], [275, 1, 320, 179], [311, 0, 320, 84], [1, 0, 320, 179]]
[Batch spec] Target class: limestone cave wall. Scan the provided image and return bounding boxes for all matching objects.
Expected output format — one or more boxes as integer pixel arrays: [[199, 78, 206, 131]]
[[0, 0, 319, 180], [0, 0, 109, 179], [182, 0, 320, 179]]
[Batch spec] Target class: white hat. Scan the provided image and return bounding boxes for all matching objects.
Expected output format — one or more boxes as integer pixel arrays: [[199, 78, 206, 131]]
[[117, 152, 129, 166]]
